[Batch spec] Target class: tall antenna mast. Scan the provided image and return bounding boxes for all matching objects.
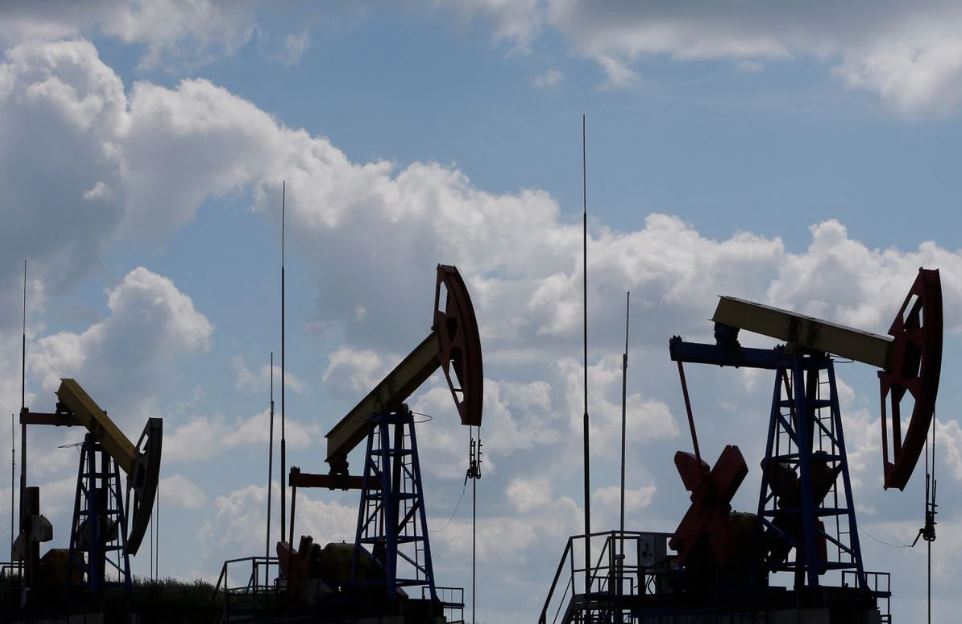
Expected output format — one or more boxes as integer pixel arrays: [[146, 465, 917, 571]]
[[155, 480, 160, 579], [9, 413, 14, 556], [18, 260, 26, 545], [266, 352, 275, 558], [280, 181, 287, 544], [581, 114, 592, 587], [21, 260, 25, 412], [620, 291, 630, 539]]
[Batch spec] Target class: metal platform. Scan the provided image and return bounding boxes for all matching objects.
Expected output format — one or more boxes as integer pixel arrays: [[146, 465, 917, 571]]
[[540, 531, 889, 624]]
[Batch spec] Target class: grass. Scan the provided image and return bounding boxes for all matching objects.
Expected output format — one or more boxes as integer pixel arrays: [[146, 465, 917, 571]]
[[129, 576, 224, 623]]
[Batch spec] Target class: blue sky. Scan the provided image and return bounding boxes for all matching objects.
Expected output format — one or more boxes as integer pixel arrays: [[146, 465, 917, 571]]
[[3, 2, 962, 622]]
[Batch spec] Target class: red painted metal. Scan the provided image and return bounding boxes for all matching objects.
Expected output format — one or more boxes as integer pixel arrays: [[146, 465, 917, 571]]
[[761, 453, 839, 569], [276, 536, 311, 597], [879, 268, 943, 490], [670, 445, 748, 565], [434, 264, 483, 427]]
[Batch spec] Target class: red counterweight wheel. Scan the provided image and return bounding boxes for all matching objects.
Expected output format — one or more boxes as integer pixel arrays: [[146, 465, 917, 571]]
[[879, 268, 943, 490], [434, 264, 483, 427]]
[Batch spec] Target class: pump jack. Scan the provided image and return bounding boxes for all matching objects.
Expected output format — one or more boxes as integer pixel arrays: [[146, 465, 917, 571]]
[[15, 379, 162, 603], [667, 269, 940, 588], [540, 268, 942, 623], [278, 264, 483, 620], [653, 267, 941, 619]]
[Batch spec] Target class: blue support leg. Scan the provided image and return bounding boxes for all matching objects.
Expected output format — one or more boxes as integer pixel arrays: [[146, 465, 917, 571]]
[[352, 409, 438, 605], [827, 362, 866, 589], [792, 361, 819, 588]]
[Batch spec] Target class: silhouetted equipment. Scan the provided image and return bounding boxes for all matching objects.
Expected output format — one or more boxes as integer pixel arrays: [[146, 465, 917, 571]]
[[709, 267, 942, 491], [15, 379, 162, 599], [541, 268, 942, 623], [277, 264, 482, 622], [669, 268, 940, 588], [321, 265, 482, 476]]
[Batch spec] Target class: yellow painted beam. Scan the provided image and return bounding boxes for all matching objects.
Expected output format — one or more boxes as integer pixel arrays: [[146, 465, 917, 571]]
[[56, 379, 137, 474], [326, 331, 441, 466], [712, 296, 892, 368]]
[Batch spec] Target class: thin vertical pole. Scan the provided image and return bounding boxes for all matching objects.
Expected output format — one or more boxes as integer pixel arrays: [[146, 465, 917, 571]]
[[20, 261, 25, 411], [149, 508, 153, 582], [266, 352, 275, 559], [472, 431, 477, 624], [19, 260, 27, 545], [620, 292, 630, 539], [155, 489, 159, 580], [581, 114, 592, 589], [924, 429, 930, 624], [280, 181, 287, 544], [928, 414, 936, 624], [472, 475, 476, 623], [9, 413, 13, 556], [155, 479, 160, 579]]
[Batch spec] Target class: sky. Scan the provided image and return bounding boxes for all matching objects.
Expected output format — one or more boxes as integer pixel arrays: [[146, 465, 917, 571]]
[[2, 1, 962, 622]]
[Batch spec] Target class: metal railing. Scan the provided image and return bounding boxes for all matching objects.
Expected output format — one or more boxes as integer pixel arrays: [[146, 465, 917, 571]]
[[0, 560, 23, 611], [844, 569, 891, 623], [539, 531, 673, 624], [424, 585, 465, 623], [213, 555, 280, 621]]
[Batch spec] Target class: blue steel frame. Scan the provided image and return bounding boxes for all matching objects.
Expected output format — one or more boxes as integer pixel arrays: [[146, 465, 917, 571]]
[[351, 408, 437, 602], [67, 434, 132, 596], [669, 334, 866, 590], [756, 355, 866, 589]]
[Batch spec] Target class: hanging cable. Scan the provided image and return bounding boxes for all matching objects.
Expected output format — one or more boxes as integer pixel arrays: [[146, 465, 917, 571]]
[[433, 481, 468, 534], [862, 529, 913, 549], [909, 418, 938, 546], [434, 428, 481, 533]]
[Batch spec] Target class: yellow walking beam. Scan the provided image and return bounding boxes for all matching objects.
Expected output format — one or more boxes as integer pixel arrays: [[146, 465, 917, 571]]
[[325, 332, 440, 471], [712, 296, 892, 368], [56, 379, 138, 474]]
